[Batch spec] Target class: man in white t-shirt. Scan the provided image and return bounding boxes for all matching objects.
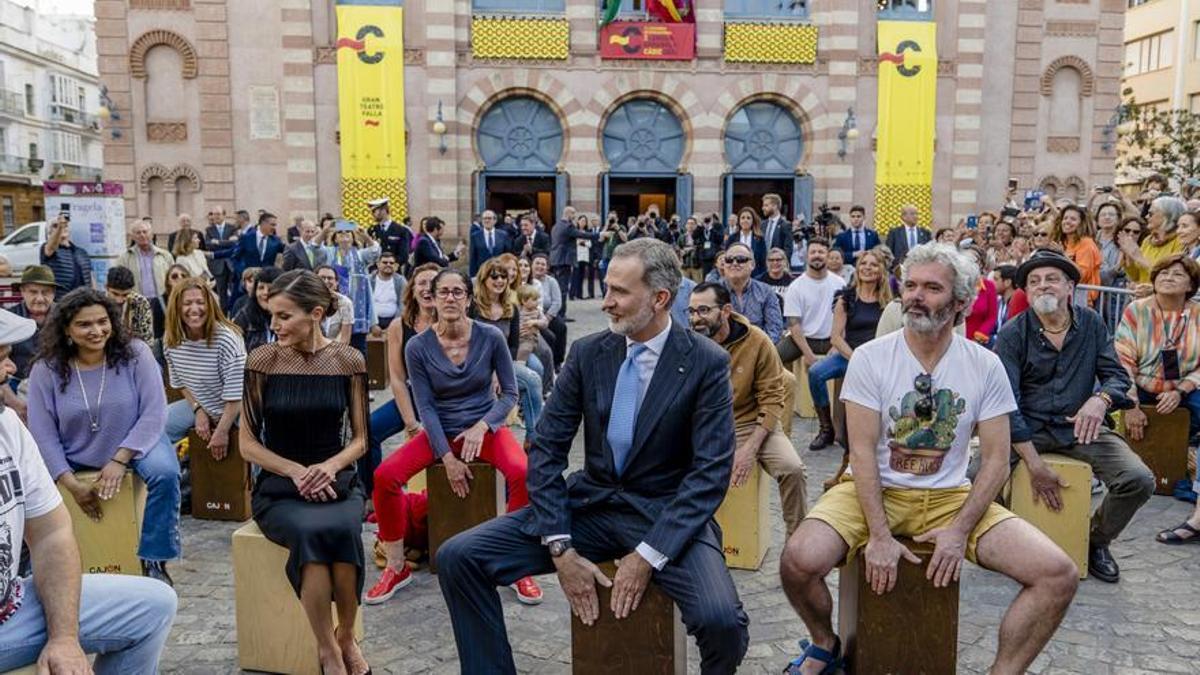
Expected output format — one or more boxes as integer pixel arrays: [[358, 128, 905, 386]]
[[780, 237, 845, 366], [777, 244, 1078, 675], [0, 309, 177, 673]]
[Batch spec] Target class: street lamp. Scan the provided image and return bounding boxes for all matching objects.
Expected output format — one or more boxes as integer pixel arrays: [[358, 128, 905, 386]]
[[433, 100, 448, 155], [837, 107, 859, 160]]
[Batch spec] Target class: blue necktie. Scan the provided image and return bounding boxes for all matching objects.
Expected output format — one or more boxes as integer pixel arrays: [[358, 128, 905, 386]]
[[607, 344, 647, 475]]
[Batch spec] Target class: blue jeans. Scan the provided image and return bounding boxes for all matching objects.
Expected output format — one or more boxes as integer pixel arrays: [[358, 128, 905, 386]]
[[0, 574, 177, 674], [513, 362, 543, 442], [1136, 387, 1200, 439], [808, 352, 849, 409], [71, 435, 182, 561]]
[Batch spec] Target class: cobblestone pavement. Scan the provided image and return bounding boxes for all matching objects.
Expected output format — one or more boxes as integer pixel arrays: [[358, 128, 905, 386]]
[[160, 299, 1200, 674]]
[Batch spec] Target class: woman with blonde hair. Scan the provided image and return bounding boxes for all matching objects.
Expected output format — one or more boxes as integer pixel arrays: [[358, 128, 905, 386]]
[[470, 257, 546, 446], [162, 276, 246, 460], [808, 248, 892, 451]]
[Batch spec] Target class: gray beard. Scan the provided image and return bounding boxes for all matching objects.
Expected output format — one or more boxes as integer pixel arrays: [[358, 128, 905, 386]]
[[1031, 295, 1060, 315], [903, 304, 956, 335]]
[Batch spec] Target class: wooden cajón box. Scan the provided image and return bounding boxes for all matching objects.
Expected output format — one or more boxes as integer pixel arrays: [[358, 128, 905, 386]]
[[1125, 405, 1189, 496], [427, 461, 504, 573], [1008, 453, 1092, 579], [232, 522, 363, 675], [57, 470, 146, 576], [838, 537, 959, 675], [367, 337, 388, 390], [714, 466, 770, 570], [570, 561, 686, 675], [188, 430, 251, 521]]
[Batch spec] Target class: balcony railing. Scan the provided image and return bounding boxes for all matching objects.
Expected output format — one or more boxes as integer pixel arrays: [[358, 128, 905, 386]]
[[0, 155, 33, 174], [0, 91, 24, 117], [52, 162, 102, 181], [49, 104, 100, 130]]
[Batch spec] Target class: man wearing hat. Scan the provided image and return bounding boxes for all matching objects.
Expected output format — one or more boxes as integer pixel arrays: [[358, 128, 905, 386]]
[[995, 248, 1155, 583], [0, 308, 179, 674], [7, 266, 57, 389], [368, 198, 414, 273]]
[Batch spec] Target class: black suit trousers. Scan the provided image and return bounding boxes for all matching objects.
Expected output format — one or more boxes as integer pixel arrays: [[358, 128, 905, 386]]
[[437, 506, 749, 675]]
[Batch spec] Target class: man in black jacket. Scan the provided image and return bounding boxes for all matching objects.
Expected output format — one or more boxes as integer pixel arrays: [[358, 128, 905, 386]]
[[368, 197, 414, 272], [512, 214, 550, 259], [204, 205, 240, 309], [697, 215, 725, 278]]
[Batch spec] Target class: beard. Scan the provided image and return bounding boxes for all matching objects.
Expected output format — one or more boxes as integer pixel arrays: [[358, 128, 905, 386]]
[[690, 318, 720, 338], [1031, 294, 1060, 315], [608, 302, 655, 337], [902, 300, 957, 335], [807, 258, 826, 271]]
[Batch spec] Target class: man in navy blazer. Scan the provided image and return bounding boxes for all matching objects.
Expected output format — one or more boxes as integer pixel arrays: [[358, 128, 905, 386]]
[[437, 238, 749, 675], [760, 193, 794, 262], [832, 205, 880, 267], [469, 210, 511, 277], [233, 212, 284, 296]]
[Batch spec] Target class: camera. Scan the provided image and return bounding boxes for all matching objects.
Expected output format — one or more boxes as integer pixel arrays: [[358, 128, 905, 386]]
[[814, 203, 841, 230]]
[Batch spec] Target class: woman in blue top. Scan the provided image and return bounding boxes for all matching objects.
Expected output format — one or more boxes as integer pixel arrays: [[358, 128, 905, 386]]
[[366, 268, 542, 606], [323, 220, 380, 359]]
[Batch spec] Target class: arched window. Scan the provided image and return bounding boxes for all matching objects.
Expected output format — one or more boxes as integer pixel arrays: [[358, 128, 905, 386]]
[[601, 98, 685, 174], [145, 45, 185, 121], [476, 96, 563, 173], [1048, 67, 1082, 137], [877, 0, 932, 19], [175, 175, 195, 218], [724, 101, 803, 174], [147, 176, 165, 220]]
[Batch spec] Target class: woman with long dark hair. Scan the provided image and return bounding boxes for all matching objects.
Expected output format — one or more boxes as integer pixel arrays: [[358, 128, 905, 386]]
[[239, 270, 371, 675], [233, 267, 283, 352], [27, 288, 180, 584]]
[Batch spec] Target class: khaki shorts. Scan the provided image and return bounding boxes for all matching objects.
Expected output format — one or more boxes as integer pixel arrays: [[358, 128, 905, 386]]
[[805, 479, 1016, 564]]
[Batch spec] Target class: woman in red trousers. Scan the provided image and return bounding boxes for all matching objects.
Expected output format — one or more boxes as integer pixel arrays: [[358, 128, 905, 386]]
[[366, 268, 543, 606]]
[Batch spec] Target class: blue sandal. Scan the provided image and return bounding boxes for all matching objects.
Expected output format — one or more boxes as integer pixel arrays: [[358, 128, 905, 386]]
[[783, 636, 844, 675]]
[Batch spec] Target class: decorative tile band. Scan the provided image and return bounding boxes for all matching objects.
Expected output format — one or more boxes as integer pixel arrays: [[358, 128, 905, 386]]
[[472, 16, 570, 60], [724, 23, 817, 64]]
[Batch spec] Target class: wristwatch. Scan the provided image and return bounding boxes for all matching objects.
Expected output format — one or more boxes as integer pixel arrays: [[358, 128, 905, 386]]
[[1094, 391, 1113, 409], [547, 538, 573, 558]]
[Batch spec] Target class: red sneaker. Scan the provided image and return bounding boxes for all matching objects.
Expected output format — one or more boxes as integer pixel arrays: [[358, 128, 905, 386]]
[[364, 564, 413, 605], [512, 576, 543, 605]]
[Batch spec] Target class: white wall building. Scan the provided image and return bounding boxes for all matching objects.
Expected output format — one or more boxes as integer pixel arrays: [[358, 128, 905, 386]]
[[0, 0, 102, 231]]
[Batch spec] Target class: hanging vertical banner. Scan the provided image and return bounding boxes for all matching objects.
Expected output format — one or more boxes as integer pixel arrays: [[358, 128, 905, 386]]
[[874, 20, 937, 233], [336, 0, 407, 226]]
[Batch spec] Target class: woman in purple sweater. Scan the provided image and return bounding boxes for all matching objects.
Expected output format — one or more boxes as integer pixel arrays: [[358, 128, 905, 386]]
[[27, 288, 179, 585]]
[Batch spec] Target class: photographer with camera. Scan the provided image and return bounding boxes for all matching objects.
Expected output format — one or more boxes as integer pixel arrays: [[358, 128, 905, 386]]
[[598, 212, 628, 295], [678, 216, 704, 282], [40, 211, 93, 299]]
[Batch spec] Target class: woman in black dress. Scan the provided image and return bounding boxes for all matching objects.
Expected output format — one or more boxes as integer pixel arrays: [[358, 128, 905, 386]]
[[238, 269, 370, 675]]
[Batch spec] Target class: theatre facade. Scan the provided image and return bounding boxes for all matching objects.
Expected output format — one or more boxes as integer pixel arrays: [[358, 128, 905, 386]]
[[97, 0, 1125, 237]]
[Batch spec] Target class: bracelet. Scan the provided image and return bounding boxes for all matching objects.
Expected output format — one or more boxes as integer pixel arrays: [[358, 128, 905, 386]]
[[110, 458, 128, 468], [192, 403, 203, 413], [1094, 392, 1113, 409]]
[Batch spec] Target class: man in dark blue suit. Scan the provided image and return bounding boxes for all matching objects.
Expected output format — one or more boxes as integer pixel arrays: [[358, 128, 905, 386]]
[[468, 210, 511, 277], [761, 193, 794, 262], [231, 212, 284, 303], [437, 238, 749, 675], [832, 205, 880, 267]]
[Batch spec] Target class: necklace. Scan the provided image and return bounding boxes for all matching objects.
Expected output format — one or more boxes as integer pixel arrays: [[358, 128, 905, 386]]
[[73, 359, 106, 433]]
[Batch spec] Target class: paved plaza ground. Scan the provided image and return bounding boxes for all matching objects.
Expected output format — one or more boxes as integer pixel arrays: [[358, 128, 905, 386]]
[[160, 300, 1200, 674]]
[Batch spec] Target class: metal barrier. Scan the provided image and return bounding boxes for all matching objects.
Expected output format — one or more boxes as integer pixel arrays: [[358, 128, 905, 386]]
[[1076, 283, 1134, 335]]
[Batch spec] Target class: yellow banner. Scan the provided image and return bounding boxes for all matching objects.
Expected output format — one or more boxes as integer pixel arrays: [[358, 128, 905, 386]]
[[336, 2, 407, 224], [874, 20, 937, 231]]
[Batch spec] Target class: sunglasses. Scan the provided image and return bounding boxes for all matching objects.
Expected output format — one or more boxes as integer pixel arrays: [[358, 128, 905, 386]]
[[488, 272, 509, 280], [1121, 227, 1141, 235], [725, 256, 752, 266], [1033, 232, 1050, 238]]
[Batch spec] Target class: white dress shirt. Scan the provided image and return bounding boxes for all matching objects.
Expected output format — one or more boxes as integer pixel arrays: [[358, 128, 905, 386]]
[[546, 318, 675, 570]]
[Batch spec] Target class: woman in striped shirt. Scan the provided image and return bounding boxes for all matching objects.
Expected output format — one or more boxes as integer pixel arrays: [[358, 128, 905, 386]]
[[162, 277, 246, 459]]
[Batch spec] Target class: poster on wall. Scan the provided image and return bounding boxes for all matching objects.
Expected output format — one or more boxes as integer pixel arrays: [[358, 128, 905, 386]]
[[336, 0, 408, 225], [599, 22, 695, 60], [43, 181, 126, 257]]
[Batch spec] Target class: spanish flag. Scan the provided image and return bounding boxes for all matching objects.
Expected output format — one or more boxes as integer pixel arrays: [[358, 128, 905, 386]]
[[648, 0, 694, 23]]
